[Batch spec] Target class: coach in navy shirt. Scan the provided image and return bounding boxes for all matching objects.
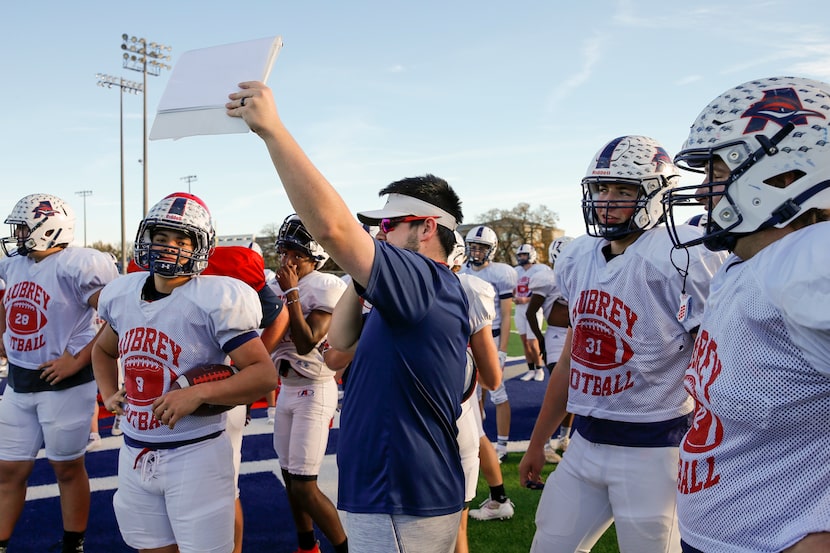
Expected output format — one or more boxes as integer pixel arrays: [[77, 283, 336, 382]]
[[231, 81, 470, 553]]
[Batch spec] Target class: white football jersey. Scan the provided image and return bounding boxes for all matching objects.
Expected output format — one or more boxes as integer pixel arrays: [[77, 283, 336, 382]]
[[677, 222, 830, 553], [514, 263, 550, 299], [272, 270, 347, 382], [459, 261, 516, 331], [0, 248, 118, 369], [555, 227, 725, 423], [98, 273, 263, 444], [457, 273, 496, 334], [528, 268, 568, 359]]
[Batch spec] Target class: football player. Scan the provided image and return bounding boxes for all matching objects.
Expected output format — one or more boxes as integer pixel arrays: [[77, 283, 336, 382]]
[[270, 214, 347, 553], [92, 192, 277, 553], [663, 76, 830, 553], [0, 193, 119, 553], [518, 136, 725, 552], [459, 225, 517, 465], [524, 236, 574, 460], [513, 244, 550, 383]]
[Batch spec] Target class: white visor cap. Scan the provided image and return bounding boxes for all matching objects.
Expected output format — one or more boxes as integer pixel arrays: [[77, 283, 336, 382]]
[[356, 193, 458, 231]]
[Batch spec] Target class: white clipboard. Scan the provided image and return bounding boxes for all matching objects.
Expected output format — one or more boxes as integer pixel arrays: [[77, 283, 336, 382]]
[[149, 36, 283, 140]]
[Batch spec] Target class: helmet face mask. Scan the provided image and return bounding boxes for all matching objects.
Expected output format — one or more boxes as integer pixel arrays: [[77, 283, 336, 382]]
[[582, 136, 679, 240], [464, 225, 498, 266], [135, 193, 215, 277], [663, 76, 830, 252], [1, 194, 76, 257], [275, 214, 329, 270]]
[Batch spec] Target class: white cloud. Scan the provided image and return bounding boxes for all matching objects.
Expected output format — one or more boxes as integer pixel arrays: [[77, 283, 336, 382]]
[[545, 34, 604, 112]]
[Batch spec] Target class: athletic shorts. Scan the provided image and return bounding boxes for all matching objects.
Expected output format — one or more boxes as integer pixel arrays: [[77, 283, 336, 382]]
[[514, 303, 543, 336], [113, 432, 235, 553], [457, 398, 481, 502], [273, 377, 338, 477], [343, 511, 462, 553], [226, 404, 247, 498], [0, 380, 96, 461]]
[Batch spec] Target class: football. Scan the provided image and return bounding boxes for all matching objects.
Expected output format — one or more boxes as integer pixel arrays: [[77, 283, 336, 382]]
[[169, 363, 239, 416]]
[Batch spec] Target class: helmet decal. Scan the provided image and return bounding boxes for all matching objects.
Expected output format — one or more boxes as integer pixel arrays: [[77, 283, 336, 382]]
[[742, 87, 826, 134]]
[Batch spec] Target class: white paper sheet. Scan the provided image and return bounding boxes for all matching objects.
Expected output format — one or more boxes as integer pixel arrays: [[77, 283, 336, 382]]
[[150, 36, 283, 140]]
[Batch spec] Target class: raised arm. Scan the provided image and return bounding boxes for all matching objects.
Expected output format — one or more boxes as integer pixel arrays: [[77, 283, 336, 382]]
[[228, 82, 375, 287]]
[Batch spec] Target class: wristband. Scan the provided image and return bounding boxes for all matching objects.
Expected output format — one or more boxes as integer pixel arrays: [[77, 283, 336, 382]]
[[283, 286, 299, 296]]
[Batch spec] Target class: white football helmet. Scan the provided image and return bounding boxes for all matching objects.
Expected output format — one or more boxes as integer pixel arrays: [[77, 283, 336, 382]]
[[664, 76, 830, 251], [515, 244, 537, 265], [276, 214, 330, 270], [448, 230, 466, 268], [134, 192, 216, 277], [1, 193, 76, 257], [247, 241, 264, 257], [547, 236, 574, 265], [582, 135, 680, 239], [465, 225, 498, 266]]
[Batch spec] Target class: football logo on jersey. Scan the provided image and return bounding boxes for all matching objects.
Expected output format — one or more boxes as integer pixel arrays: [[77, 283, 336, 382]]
[[4, 281, 50, 347], [570, 289, 636, 371], [682, 329, 724, 454], [122, 355, 167, 407], [119, 327, 184, 407], [742, 87, 826, 134], [7, 301, 48, 336]]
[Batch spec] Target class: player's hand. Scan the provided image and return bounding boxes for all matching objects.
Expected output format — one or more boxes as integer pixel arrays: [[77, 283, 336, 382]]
[[276, 263, 299, 292], [518, 444, 546, 490], [38, 351, 81, 385], [104, 387, 127, 415], [226, 81, 281, 139], [498, 350, 507, 369], [152, 387, 203, 430]]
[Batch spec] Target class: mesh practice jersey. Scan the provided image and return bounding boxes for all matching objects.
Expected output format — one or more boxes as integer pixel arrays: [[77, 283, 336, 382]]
[[458, 273, 496, 334], [555, 227, 725, 423], [528, 268, 568, 356], [459, 261, 516, 331], [98, 273, 263, 444], [514, 263, 550, 300], [677, 223, 830, 553], [0, 248, 118, 368], [272, 270, 346, 382]]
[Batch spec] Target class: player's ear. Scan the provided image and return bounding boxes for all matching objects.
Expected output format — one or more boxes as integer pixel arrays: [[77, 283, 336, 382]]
[[421, 217, 438, 240]]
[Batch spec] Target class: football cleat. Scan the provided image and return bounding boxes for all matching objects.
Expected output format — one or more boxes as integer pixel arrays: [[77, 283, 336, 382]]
[[470, 497, 515, 521]]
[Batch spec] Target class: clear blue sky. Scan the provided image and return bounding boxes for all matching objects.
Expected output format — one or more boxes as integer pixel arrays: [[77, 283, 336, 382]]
[[2, 0, 829, 248]]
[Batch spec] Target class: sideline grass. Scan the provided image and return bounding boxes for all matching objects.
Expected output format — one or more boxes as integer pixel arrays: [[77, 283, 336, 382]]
[[467, 456, 619, 553]]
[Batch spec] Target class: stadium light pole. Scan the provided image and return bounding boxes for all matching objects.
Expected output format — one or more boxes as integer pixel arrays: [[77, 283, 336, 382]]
[[180, 175, 197, 193], [96, 74, 142, 273], [75, 190, 93, 247], [121, 34, 172, 216]]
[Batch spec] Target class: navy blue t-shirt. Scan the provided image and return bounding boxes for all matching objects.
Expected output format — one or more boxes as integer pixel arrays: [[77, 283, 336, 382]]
[[337, 240, 470, 516]]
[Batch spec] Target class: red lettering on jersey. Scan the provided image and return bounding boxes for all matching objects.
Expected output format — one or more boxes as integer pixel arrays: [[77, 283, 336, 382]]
[[120, 327, 182, 368], [572, 290, 638, 338], [678, 455, 720, 494], [5, 281, 51, 310], [9, 334, 46, 352], [682, 329, 724, 455], [570, 367, 635, 396], [125, 406, 162, 431]]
